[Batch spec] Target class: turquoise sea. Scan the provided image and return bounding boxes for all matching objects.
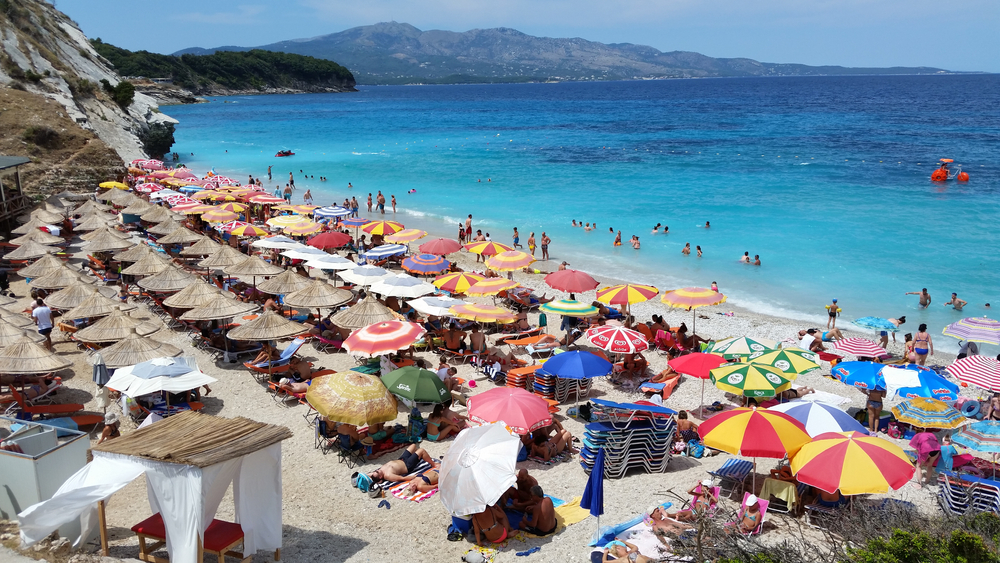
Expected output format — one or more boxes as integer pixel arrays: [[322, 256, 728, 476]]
[[165, 75, 1000, 348]]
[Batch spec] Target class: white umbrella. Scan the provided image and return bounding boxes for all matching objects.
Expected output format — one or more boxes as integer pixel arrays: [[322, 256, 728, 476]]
[[281, 247, 331, 261], [409, 296, 466, 318], [439, 423, 520, 517], [305, 255, 356, 270], [340, 265, 392, 287], [251, 235, 301, 250], [370, 273, 436, 299], [105, 357, 216, 398]]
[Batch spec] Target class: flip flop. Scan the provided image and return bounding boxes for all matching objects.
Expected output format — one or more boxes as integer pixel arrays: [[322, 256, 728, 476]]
[[378, 499, 391, 509], [447, 531, 463, 542], [516, 547, 541, 556]]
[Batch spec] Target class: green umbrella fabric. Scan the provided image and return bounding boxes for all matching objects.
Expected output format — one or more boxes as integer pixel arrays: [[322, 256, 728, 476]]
[[708, 336, 779, 360], [381, 366, 451, 404]]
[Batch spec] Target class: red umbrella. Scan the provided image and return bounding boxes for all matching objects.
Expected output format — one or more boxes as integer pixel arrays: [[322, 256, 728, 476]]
[[544, 269, 599, 294], [949, 355, 1000, 391], [308, 231, 351, 249], [419, 238, 462, 255], [833, 338, 889, 358], [468, 387, 552, 435], [668, 352, 729, 416], [585, 326, 648, 354], [342, 321, 426, 358]]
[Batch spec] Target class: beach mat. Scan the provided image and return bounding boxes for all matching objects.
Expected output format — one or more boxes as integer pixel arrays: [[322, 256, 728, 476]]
[[463, 546, 498, 563], [389, 480, 438, 502], [513, 497, 589, 538]]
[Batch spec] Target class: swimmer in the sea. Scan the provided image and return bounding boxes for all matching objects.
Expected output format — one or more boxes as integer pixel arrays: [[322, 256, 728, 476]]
[[631, 236, 640, 249], [614, 231, 622, 247], [740, 252, 750, 263], [652, 223, 661, 234], [754, 255, 761, 266], [705, 221, 710, 228], [572, 220, 578, 227], [682, 243, 691, 255], [696, 245, 702, 257], [662, 225, 668, 233]]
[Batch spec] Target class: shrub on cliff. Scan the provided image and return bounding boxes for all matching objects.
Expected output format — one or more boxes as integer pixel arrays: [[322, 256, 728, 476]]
[[139, 122, 175, 159], [100, 78, 134, 109], [22, 126, 59, 149]]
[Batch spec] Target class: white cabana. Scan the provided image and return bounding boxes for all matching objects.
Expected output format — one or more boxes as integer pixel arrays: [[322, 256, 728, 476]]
[[18, 411, 291, 563]]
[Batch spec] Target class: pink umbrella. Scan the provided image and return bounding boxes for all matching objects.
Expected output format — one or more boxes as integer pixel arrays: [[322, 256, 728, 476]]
[[833, 338, 889, 358], [467, 387, 552, 435], [342, 321, 426, 358], [949, 355, 1000, 391], [544, 269, 599, 294], [585, 325, 648, 354], [134, 183, 164, 193], [668, 352, 730, 416], [211, 176, 238, 185], [419, 238, 462, 255]]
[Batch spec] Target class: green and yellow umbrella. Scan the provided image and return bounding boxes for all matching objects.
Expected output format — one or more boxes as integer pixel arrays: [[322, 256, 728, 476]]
[[362, 220, 405, 236], [709, 336, 780, 360], [748, 348, 821, 375], [305, 371, 398, 426], [539, 299, 600, 318], [710, 362, 795, 398]]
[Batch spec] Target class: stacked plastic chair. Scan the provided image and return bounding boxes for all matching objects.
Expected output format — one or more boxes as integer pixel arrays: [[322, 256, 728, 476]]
[[938, 472, 975, 515], [579, 399, 676, 479], [530, 372, 593, 403]]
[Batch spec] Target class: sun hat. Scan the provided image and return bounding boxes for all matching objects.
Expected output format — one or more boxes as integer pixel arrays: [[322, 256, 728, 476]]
[[746, 493, 759, 506], [702, 479, 714, 488], [104, 412, 118, 425]]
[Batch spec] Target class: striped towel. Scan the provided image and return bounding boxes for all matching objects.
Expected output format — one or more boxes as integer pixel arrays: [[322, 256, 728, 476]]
[[390, 480, 438, 502]]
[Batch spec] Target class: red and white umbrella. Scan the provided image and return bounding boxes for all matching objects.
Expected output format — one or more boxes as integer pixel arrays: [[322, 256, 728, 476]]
[[833, 338, 888, 357], [209, 175, 238, 186], [949, 355, 1000, 391], [585, 325, 648, 354], [163, 195, 197, 206], [134, 183, 165, 193], [342, 321, 426, 357], [217, 220, 251, 233]]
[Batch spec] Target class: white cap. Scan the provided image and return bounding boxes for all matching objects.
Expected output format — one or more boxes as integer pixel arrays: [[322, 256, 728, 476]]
[[746, 493, 759, 506], [702, 479, 714, 488]]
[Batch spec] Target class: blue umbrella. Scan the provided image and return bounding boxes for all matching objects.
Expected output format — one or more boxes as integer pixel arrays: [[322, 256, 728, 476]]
[[536, 350, 612, 380], [890, 364, 960, 401], [853, 316, 900, 332], [767, 402, 868, 437], [953, 421, 1000, 478], [830, 361, 885, 391], [129, 357, 196, 379], [313, 205, 351, 219], [581, 446, 604, 534], [363, 244, 407, 260]]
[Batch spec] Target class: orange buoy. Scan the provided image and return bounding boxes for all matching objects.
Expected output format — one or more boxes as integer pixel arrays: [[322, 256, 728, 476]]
[[931, 169, 948, 181], [957, 171, 970, 181]]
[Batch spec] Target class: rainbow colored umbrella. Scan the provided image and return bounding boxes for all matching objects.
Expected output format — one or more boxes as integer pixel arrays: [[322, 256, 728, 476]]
[[943, 317, 1000, 345], [747, 348, 821, 376], [949, 355, 1000, 391], [539, 299, 599, 318], [486, 251, 536, 272], [464, 241, 513, 257], [449, 303, 516, 324], [402, 254, 450, 276], [362, 220, 405, 236], [660, 287, 727, 333], [790, 431, 914, 495], [385, 229, 427, 243], [419, 238, 462, 255], [342, 320, 426, 357], [708, 336, 779, 360], [891, 398, 966, 430], [466, 278, 520, 296], [710, 363, 795, 398]]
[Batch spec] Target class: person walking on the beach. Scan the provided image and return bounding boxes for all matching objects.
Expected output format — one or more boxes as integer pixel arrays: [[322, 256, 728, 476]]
[[303, 189, 313, 205], [377, 192, 386, 214], [512, 228, 522, 249], [906, 288, 932, 308], [944, 293, 967, 311], [827, 299, 839, 329], [267, 165, 272, 181], [682, 243, 691, 255], [465, 215, 473, 240], [273, 186, 283, 199], [351, 197, 360, 217], [391, 195, 396, 213], [282, 184, 293, 203], [914, 323, 933, 365], [527, 232, 536, 256], [540, 232, 551, 261], [367, 194, 373, 213]]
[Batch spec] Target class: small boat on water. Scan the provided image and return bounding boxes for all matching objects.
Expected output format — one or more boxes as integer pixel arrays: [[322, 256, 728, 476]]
[[931, 158, 969, 181], [275, 150, 294, 157]]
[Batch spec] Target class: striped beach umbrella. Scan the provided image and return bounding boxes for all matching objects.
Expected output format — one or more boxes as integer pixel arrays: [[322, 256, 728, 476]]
[[343, 320, 426, 357], [229, 224, 270, 237], [595, 284, 659, 306], [833, 338, 888, 358], [768, 402, 868, 437], [207, 192, 239, 202], [948, 355, 1000, 391], [190, 190, 220, 200], [201, 208, 239, 223], [449, 303, 516, 324], [464, 241, 513, 257], [708, 336, 779, 360], [539, 299, 600, 318], [710, 363, 795, 398], [661, 287, 727, 333], [386, 229, 427, 243], [402, 254, 450, 276], [267, 215, 303, 228], [172, 203, 213, 214], [287, 205, 317, 215], [466, 278, 520, 297], [341, 217, 370, 227], [698, 407, 810, 459], [433, 272, 485, 294], [362, 220, 405, 236], [747, 349, 821, 375], [217, 202, 248, 213], [486, 251, 536, 272], [419, 238, 462, 255], [283, 221, 323, 236], [790, 431, 914, 495], [953, 421, 1000, 454], [830, 361, 885, 390], [891, 398, 966, 430], [247, 194, 285, 205], [363, 244, 407, 260], [313, 206, 351, 219], [943, 317, 1000, 345], [585, 326, 648, 354]]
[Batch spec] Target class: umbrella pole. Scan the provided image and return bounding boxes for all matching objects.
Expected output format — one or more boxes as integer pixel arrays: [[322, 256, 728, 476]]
[[691, 309, 696, 337], [700, 378, 706, 418]]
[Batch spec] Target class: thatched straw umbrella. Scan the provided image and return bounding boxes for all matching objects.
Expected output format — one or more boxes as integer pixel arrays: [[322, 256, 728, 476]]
[[73, 214, 115, 232], [0, 295, 15, 307], [148, 220, 184, 236], [332, 293, 395, 331], [121, 252, 171, 276], [120, 201, 153, 215], [56, 191, 90, 202], [17, 253, 64, 279], [113, 244, 155, 263], [100, 329, 181, 368], [79, 225, 130, 242], [284, 280, 352, 315], [223, 256, 284, 294], [12, 217, 49, 235], [0, 308, 34, 328], [106, 189, 137, 206], [10, 229, 63, 246], [179, 294, 257, 322], [198, 246, 247, 270], [157, 228, 203, 245], [74, 309, 160, 343], [0, 319, 45, 346], [258, 270, 314, 296], [0, 335, 72, 373], [19, 209, 64, 224], [137, 266, 196, 292], [3, 240, 56, 261], [139, 205, 178, 223], [227, 310, 306, 342], [180, 236, 222, 257], [44, 284, 118, 309], [82, 234, 134, 254], [61, 291, 136, 321], [74, 200, 112, 215], [163, 281, 232, 309], [44, 196, 73, 212], [30, 265, 95, 290]]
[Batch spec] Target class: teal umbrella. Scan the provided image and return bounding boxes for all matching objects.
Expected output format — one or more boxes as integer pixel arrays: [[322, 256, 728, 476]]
[[381, 366, 450, 403], [539, 299, 599, 318]]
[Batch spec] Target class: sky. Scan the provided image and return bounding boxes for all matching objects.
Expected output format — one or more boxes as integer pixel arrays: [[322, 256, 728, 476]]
[[57, 0, 999, 72]]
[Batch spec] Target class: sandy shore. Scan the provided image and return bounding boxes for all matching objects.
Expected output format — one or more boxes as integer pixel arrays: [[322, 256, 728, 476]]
[[1, 212, 981, 563]]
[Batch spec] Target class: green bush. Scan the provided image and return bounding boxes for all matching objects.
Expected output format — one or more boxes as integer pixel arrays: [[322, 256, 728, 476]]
[[99, 78, 134, 109], [846, 529, 1000, 563], [22, 126, 59, 149], [139, 123, 175, 159]]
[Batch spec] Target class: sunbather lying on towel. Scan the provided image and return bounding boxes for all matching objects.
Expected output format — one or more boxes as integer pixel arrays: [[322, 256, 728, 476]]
[[537, 418, 578, 454], [472, 503, 513, 546], [530, 430, 572, 461], [518, 485, 557, 536], [779, 386, 815, 401], [602, 540, 652, 563], [649, 367, 680, 384], [368, 444, 436, 483], [403, 466, 440, 495]]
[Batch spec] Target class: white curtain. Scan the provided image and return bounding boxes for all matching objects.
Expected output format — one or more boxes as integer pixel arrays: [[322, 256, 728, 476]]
[[144, 461, 202, 563], [234, 443, 283, 554]]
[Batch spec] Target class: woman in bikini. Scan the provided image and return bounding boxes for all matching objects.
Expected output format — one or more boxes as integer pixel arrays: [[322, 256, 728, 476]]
[[914, 324, 933, 365], [426, 404, 460, 441], [675, 411, 701, 443], [866, 388, 887, 435], [472, 503, 513, 545], [666, 480, 718, 523], [987, 393, 1000, 421], [603, 540, 652, 563], [403, 466, 439, 495], [529, 431, 570, 461], [734, 494, 762, 534]]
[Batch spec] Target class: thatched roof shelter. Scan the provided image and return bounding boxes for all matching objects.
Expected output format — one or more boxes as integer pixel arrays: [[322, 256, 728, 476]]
[[332, 293, 395, 330], [0, 335, 72, 373], [100, 329, 181, 368]]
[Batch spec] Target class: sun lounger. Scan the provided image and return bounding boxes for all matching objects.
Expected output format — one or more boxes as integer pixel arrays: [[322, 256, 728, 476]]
[[243, 337, 308, 381], [708, 458, 754, 498], [5, 387, 83, 418], [727, 492, 769, 536], [440, 348, 480, 364], [313, 334, 344, 353]]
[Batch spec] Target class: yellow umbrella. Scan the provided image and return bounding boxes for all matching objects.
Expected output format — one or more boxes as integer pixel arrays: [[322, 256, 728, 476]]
[[229, 224, 270, 237], [99, 181, 129, 190], [790, 431, 914, 495], [201, 208, 240, 223], [287, 205, 317, 215], [386, 229, 427, 244], [266, 215, 303, 228], [283, 221, 322, 235], [178, 204, 216, 215], [485, 250, 535, 272], [449, 303, 516, 324], [191, 190, 221, 200], [217, 202, 248, 213], [433, 272, 485, 294], [208, 192, 239, 202], [660, 287, 728, 333], [362, 220, 405, 236], [465, 278, 520, 296], [305, 372, 399, 426]]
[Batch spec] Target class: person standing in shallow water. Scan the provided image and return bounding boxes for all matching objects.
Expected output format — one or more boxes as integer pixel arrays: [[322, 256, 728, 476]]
[[527, 232, 536, 256], [540, 232, 551, 261]]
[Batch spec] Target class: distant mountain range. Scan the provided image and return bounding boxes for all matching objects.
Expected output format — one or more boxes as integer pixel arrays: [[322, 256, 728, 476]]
[[175, 22, 949, 85]]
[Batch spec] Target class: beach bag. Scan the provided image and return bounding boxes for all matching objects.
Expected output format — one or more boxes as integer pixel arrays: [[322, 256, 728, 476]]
[[538, 313, 547, 328], [887, 422, 903, 439], [687, 440, 705, 458]]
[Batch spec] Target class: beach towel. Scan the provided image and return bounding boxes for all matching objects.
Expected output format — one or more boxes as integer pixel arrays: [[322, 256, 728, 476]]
[[504, 497, 589, 540], [463, 545, 498, 563], [621, 527, 672, 560], [382, 459, 435, 491], [526, 451, 573, 465], [389, 480, 438, 502], [794, 388, 852, 408]]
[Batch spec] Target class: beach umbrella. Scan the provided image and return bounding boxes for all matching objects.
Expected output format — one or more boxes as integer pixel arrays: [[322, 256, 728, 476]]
[[307, 231, 351, 249], [175, 203, 216, 215], [74, 200, 112, 215], [252, 235, 301, 250], [99, 329, 182, 368], [208, 193, 240, 202], [147, 220, 184, 236], [468, 387, 552, 434], [224, 255, 284, 282], [466, 278, 520, 297], [831, 361, 886, 392], [790, 431, 914, 495], [82, 235, 134, 254], [12, 217, 49, 235], [953, 421, 1000, 478], [449, 303, 516, 324], [78, 225, 129, 242], [180, 294, 258, 322], [385, 229, 427, 244], [313, 206, 351, 219], [948, 355, 1000, 391], [362, 220, 404, 236], [340, 217, 369, 228], [266, 215, 303, 228], [113, 244, 155, 263], [343, 320, 426, 357], [486, 251, 535, 272], [710, 362, 795, 398], [121, 252, 171, 276], [747, 349, 822, 376], [464, 241, 513, 257], [332, 294, 395, 331], [433, 272, 485, 294], [536, 349, 613, 380], [382, 365, 450, 404], [11, 229, 63, 246], [136, 266, 195, 292], [179, 236, 222, 257], [708, 336, 779, 360], [139, 206, 179, 223], [247, 194, 286, 205], [891, 398, 966, 430], [585, 326, 649, 354], [156, 228, 204, 245], [439, 423, 520, 517], [853, 316, 901, 333], [305, 371, 398, 426], [44, 284, 115, 310], [340, 265, 391, 286], [229, 224, 270, 237], [99, 181, 128, 190], [199, 246, 248, 270], [227, 310, 306, 341], [257, 270, 314, 296], [595, 284, 659, 309], [162, 281, 232, 309], [120, 201, 154, 215], [304, 255, 356, 271], [661, 287, 727, 334], [16, 253, 64, 279], [833, 338, 888, 358], [30, 267, 94, 291], [539, 299, 599, 318], [73, 214, 114, 232], [362, 244, 407, 260], [75, 309, 160, 343], [409, 296, 465, 318], [201, 208, 240, 223], [0, 336, 72, 373], [544, 269, 599, 293], [370, 274, 436, 299], [0, 308, 34, 328], [106, 358, 216, 398], [943, 317, 1000, 346], [23, 208, 65, 223], [283, 221, 323, 236], [3, 240, 56, 261], [402, 254, 450, 276], [883, 365, 959, 401], [61, 291, 136, 321], [283, 280, 352, 312], [669, 352, 730, 415], [581, 446, 605, 527], [0, 320, 44, 346], [768, 402, 868, 437], [420, 238, 462, 255]]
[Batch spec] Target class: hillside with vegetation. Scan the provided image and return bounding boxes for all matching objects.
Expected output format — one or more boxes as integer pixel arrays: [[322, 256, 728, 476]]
[[91, 40, 356, 95]]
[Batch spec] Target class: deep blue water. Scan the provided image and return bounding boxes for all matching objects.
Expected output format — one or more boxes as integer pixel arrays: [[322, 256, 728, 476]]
[[165, 75, 1000, 347]]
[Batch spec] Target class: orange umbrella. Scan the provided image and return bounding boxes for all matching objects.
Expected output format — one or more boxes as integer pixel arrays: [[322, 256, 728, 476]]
[[661, 287, 728, 333], [464, 241, 513, 257], [217, 202, 248, 213], [201, 208, 239, 223], [449, 303, 516, 324], [486, 251, 535, 272]]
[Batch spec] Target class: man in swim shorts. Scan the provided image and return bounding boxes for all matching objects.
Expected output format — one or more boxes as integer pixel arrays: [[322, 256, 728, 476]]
[[512, 227, 521, 249], [368, 444, 434, 482], [944, 293, 967, 311], [905, 288, 932, 308], [518, 486, 557, 536], [540, 232, 551, 261]]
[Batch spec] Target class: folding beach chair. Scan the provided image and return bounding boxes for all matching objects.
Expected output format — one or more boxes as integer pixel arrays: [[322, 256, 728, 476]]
[[4, 387, 83, 419], [243, 337, 308, 381], [728, 492, 769, 536], [708, 458, 754, 499]]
